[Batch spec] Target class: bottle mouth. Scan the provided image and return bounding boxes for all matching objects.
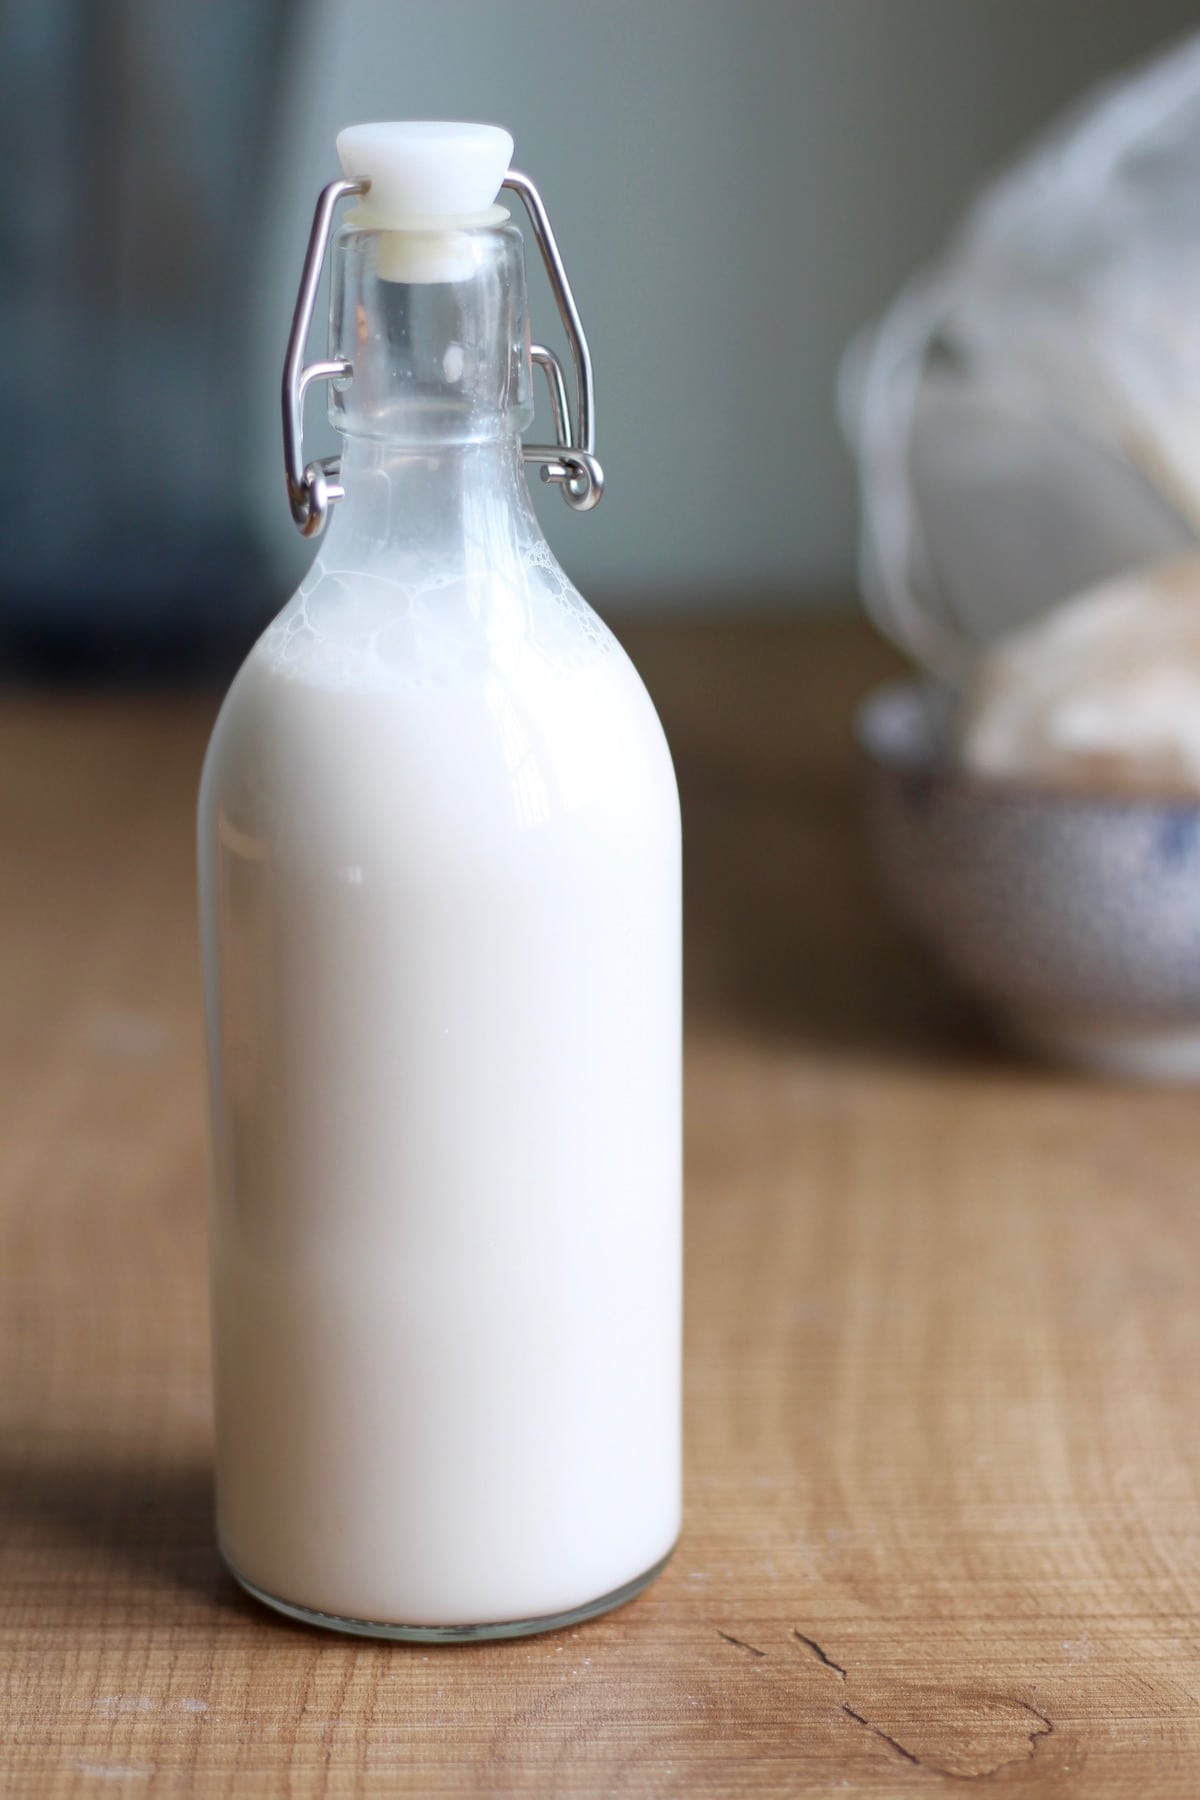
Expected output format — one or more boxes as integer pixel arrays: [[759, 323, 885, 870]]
[[338, 219, 514, 286]]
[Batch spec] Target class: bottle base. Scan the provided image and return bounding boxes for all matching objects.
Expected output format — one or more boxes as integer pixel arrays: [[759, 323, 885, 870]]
[[224, 1543, 676, 1643]]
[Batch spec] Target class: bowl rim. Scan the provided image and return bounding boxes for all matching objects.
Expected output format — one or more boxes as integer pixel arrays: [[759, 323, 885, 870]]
[[856, 678, 1200, 817]]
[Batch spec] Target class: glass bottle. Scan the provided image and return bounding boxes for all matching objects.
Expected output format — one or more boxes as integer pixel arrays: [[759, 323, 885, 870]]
[[197, 124, 682, 1639]]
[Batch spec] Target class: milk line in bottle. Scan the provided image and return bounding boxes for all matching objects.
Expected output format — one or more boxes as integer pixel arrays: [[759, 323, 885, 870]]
[[198, 122, 682, 1639]]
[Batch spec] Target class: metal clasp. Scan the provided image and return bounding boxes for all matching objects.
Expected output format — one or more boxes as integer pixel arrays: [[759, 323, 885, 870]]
[[503, 171, 603, 513], [281, 168, 603, 538], [282, 176, 367, 538]]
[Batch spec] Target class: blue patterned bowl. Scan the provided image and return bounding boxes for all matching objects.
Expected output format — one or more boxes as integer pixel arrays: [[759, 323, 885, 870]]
[[858, 680, 1200, 1080]]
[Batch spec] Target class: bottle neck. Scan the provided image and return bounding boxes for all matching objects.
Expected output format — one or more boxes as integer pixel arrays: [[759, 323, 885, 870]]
[[320, 435, 541, 576], [328, 221, 534, 450], [319, 221, 539, 574]]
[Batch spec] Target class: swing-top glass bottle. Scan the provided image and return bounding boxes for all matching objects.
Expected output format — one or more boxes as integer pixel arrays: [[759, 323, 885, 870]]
[[197, 123, 682, 1639]]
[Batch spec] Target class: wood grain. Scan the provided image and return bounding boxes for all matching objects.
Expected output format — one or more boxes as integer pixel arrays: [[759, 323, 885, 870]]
[[4, 617, 1200, 1796]]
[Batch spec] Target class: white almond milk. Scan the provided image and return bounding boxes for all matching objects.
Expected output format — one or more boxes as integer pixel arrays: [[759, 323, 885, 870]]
[[199, 561, 682, 1626]]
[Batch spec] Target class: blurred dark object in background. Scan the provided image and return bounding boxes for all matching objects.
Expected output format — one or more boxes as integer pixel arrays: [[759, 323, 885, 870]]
[[0, 0, 298, 683]]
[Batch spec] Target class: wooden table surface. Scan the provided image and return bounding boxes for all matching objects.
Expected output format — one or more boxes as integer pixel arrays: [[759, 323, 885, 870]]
[[4, 616, 1200, 1797]]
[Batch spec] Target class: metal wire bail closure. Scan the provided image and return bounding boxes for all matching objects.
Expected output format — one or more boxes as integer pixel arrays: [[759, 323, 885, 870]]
[[502, 171, 603, 514], [281, 168, 604, 538], [281, 177, 366, 537]]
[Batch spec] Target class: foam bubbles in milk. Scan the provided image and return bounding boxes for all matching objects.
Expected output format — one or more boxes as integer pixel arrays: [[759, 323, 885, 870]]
[[262, 539, 612, 693]]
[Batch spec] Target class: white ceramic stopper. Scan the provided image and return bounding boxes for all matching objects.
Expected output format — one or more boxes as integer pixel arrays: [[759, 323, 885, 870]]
[[336, 121, 513, 283]]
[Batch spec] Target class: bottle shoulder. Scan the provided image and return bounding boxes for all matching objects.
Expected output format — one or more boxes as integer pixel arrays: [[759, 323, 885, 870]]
[[199, 565, 677, 862], [255, 541, 617, 681]]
